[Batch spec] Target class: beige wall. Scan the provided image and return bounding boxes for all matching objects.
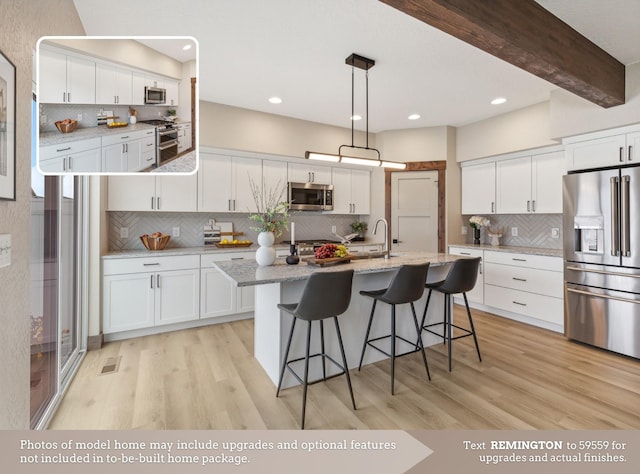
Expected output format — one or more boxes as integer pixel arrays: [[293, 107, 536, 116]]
[[377, 126, 450, 162], [456, 101, 558, 162], [0, 0, 85, 430], [43, 37, 183, 79], [549, 62, 640, 140]]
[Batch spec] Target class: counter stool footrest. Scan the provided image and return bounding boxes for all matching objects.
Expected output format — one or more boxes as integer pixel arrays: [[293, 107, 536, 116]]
[[365, 334, 422, 360], [284, 353, 348, 387]]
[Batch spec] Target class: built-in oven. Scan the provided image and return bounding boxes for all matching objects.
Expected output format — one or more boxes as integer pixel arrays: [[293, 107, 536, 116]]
[[157, 126, 178, 166]]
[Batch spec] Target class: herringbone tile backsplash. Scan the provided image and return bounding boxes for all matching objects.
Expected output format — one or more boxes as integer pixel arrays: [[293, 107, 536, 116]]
[[108, 212, 362, 250], [462, 214, 563, 249]]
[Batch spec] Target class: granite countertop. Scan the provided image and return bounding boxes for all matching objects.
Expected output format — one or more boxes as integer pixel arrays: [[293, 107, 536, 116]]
[[449, 243, 563, 258], [102, 245, 260, 259], [215, 252, 461, 287], [40, 123, 157, 147], [152, 151, 197, 173]]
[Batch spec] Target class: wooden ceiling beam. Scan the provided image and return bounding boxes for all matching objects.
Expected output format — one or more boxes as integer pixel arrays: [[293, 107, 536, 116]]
[[380, 0, 625, 107]]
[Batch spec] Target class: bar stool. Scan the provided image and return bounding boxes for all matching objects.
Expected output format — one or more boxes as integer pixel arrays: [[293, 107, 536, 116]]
[[420, 257, 482, 372], [276, 270, 356, 429], [358, 263, 431, 395]]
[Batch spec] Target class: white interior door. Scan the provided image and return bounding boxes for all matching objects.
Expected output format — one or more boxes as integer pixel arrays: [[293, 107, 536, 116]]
[[391, 171, 439, 252]]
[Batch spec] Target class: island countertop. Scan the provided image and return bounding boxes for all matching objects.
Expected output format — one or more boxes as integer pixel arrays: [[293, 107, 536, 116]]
[[215, 251, 461, 287]]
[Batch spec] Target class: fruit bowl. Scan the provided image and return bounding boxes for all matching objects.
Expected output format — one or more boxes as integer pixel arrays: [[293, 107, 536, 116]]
[[140, 233, 171, 250], [55, 119, 77, 133]]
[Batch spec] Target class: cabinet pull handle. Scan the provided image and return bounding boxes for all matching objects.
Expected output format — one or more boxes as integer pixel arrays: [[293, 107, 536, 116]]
[[228, 199, 231, 211], [63, 92, 66, 102], [156, 274, 160, 288], [150, 275, 154, 288], [532, 200, 536, 212], [312, 172, 315, 182], [56, 146, 71, 152], [513, 301, 527, 306], [121, 136, 130, 139], [460, 252, 471, 255], [491, 201, 495, 213], [68, 157, 73, 170], [143, 263, 160, 266], [151, 197, 155, 209], [512, 258, 527, 262], [62, 157, 67, 171], [512, 277, 527, 282], [68, 92, 71, 102], [230, 257, 245, 260], [620, 146, 624, 162], [527, 200, 530, 212], [629, 145, 633, 161], [157, 197, 160, 209]]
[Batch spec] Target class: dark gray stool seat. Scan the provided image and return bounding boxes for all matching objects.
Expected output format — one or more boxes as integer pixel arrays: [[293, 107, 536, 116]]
[[420, 257, 482, 371], [276, 269, 356, 429], [358, 263, 431, 395]]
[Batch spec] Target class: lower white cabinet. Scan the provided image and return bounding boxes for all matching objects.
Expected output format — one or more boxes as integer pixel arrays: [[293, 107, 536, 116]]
[[39, 137, 102, 173], [103, 255, 200, 334], [200, 252, 255, 320], [448, 246, 484, 304]]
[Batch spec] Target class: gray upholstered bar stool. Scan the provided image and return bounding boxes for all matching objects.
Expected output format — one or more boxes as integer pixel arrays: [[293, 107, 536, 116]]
[[276, 270, 356, 429], [420, 257, 482, 371], [358, 263, 431, 395]]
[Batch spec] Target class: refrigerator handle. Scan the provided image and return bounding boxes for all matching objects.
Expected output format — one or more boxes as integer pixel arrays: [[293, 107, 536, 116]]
[[610, 176, 620, 257], [621, 175, 630, 257]]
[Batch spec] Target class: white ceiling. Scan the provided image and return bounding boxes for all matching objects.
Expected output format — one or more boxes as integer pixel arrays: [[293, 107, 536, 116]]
[[73, 0, 640, 132]]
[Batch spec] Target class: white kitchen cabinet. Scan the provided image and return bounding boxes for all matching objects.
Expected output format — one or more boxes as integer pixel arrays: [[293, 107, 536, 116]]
[[200, 252, 255, 320], [461, 162, 496, 215], [165, 79, 180, 106], [96, 63, 132, 105], [263, 159, 288, 197], [331, 168, 371, 214], [177, 122, 192, 154], [483, 250, 563, 330], [198, 153, 262, 212], [495, 150, 564, 214], [107, 173, 198, 211], [448, 246, 484, 304], [39, 137, 102, 173], [564, 126, 640, 171], [131, 72, 146, 105], [103, 255, 200, 334], [39, 47, 95, 104], [102, 128, 156, 173], [288, 162, 332, 184]]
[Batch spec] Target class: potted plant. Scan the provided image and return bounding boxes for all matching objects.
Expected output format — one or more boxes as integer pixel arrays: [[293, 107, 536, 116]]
[[166, 109, 177, 121], [350, 220, 368, 240], [248, 178, 289, 266]]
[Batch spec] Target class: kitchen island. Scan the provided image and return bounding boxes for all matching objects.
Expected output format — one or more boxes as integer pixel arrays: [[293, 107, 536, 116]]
[[215, 252, 462, 388]]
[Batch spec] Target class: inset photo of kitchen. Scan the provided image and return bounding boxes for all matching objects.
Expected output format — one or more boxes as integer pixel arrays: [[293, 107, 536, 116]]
[[36, 36, 197, 175]]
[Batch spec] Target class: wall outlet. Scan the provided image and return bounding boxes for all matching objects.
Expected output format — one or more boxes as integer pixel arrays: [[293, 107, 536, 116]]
[[120, 227, 129, 239], [40, 114, 47, 125], [77, 113, 83, 122], [331, 225, 337, 234], [461, 226, 468, 235], [551, 228, 560, 239], [172, 227, 181, 237], [511, 227, 518, 237]]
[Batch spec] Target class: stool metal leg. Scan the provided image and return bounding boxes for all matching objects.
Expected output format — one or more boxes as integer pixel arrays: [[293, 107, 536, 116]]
[[319, 319, 326, 380], [276, 317, 297, 397], [300, 320, 312, 429], [446, 294, 453, 372], [390, 304, 396, 395], [419, 289, 433, 331], [463, 293, 482, 362], [334, 317, 356, 410], [358, 299, 377, 370], [410, 302, 431, 381]]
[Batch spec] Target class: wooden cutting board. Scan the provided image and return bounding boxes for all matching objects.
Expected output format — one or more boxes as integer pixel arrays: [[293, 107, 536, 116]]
[[304, 256, 352, 266]]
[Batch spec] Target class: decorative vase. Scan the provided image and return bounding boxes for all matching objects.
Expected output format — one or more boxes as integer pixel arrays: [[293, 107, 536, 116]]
[[256, 231, 276, 266], [286, 244, 300, 265], [488, 233, 502, 246], [473, 227, 481, 245], [129, 115, 137, 124]]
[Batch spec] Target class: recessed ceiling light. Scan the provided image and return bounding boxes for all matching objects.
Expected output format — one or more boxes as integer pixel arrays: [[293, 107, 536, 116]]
[[350, 115, 362, 121], [491, 97, 507, 105], [408, 114, 421, 120], [268, 97, 282, 104], [182, 44, 192, 51]]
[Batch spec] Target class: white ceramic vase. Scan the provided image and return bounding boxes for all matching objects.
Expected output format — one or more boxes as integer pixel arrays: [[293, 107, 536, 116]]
[[129, 115, 137, 124], [256, 232, 276, 266]]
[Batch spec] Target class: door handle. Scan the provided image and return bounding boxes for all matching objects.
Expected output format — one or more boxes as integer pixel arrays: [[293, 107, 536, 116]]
[[567, 287, 640, 305], [611, 176, 620, 256], [621, 175, 630, 257]]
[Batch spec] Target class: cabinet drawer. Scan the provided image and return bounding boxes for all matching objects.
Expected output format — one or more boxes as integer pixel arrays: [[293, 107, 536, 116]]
[[201, 251, 255, 267], [484, 250, 562, 271], [448, 246, 483, 258], [40, 137, 101, 161], [104, 254, 200, 275], [484, 263, 563, 298], [102, 129, 149, 147], [485, 284, 563, 325]]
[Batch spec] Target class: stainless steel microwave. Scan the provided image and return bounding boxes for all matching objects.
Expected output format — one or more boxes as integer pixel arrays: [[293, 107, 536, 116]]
[[288, 182, 333, 211], [144, 86, 166, 104]]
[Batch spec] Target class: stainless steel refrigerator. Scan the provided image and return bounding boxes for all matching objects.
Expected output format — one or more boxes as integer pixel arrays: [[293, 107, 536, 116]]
[[563, 166, 640, 359]]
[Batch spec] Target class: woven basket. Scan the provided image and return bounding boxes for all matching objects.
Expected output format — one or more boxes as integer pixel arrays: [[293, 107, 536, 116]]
[[140, 234, 171, 250], [55, 120, 77, 133]]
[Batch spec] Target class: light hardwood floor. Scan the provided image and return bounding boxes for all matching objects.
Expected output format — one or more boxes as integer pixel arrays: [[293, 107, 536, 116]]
[[49, 306, 640, 430]]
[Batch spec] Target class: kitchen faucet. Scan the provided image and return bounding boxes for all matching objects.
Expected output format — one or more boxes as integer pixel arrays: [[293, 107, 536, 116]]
[[373, 218, 389, 259]]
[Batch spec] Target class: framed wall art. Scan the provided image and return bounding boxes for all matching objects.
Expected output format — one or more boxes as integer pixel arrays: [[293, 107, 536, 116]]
[[0, 48, 16, 201]]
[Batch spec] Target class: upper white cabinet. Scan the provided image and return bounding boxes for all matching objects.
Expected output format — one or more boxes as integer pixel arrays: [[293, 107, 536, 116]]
[[288, 162, 332, 184], [96, 63, 132, 105], [496, 150, 564, 214], [39, 48, 95, 104], [107, 174, 198, 212], [165, 79, 180, 106], [461, 161, 496, 215], [132, 72, 146, 105], [331, 167, 371, 214], [263, 159, 288, 197], [198, 153, 262, 213], [565, 127, 640, 171]]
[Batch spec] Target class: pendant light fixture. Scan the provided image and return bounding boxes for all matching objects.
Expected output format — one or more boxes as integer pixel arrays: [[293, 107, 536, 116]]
[[305, 53, 406, 169]]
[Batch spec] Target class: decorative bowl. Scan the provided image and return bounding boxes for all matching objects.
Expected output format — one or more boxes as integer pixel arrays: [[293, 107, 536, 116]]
[[55, 119, 77, 133], [140, 234, 171, 250]]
